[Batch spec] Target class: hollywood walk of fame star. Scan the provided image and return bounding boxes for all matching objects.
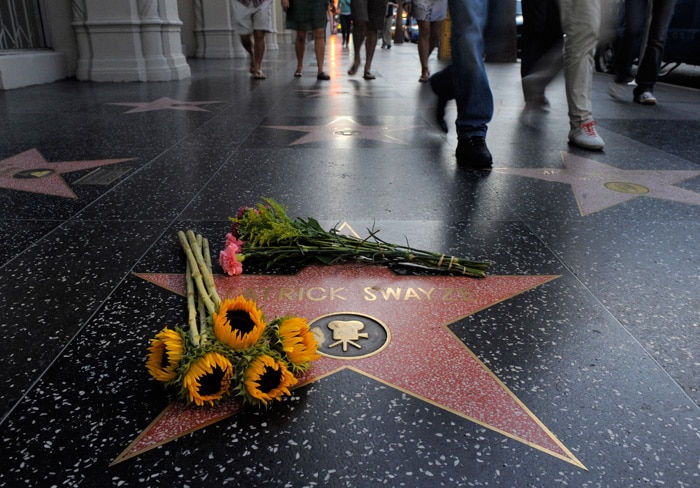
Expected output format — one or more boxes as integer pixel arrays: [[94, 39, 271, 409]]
[[0, 149, 134, 198], [263, 116, 423, 146], [108, 97, 224, 114], [494, 152, 700, 215], [114, 264, 585, 469]]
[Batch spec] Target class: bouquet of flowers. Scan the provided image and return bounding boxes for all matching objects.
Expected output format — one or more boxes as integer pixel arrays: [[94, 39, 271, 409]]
[[219, 197, 492, 278], [146, 230, 320, 407]]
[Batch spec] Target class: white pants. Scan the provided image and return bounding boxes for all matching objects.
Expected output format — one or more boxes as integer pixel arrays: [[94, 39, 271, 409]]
[[559, 0, 602, 129]]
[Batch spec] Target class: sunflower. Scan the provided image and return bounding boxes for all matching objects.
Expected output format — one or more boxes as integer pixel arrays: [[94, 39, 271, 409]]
[[212, 296, 266, 350], [243, 354, 298, 406], [277, 317, 320, 368], [182, 352, 234, 406], [146, 327, 186, 383]]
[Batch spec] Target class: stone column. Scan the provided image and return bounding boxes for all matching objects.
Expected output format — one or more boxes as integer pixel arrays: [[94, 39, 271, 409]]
[[193, 0, 244, 58], [192, 0, 280, 59], [72, 0, 190, 82]]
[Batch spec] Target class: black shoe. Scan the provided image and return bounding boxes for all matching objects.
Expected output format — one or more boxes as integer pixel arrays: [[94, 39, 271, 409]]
[[429, 75, 449, 133], [317, 72, 330, 81], [456, 136, 493, 169]]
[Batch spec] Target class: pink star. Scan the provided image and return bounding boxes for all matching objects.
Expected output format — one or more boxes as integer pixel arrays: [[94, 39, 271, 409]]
[[108, 97, 223, 113], [114, 265, 584, 469], [494, 152, 700, 215], [264, 116, 422, 145], [0, 149, 133, 198]]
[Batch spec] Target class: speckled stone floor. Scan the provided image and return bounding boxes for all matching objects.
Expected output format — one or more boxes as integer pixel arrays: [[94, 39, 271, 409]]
[[1, 35, 698, 487]]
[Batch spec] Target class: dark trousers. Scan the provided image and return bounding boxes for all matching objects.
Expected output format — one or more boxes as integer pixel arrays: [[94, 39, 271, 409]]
[[520, 0, 563, 78], [636, 0, 677, 92]]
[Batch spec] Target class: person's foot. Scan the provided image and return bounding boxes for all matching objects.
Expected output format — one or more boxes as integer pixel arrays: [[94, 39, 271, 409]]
[[429, 74, 448, 133], [317, 72, 330, 80], [522, 74, 549, 107], [419, 70, 430, 83], [363, 71, 376, 80], [253, 70, 266, 80], [634, 91, 657, 105], [608, 80, 628, 101], [294, 69, 302, 78], [348, 60, 360, 76], [456, 136, 493, 169], [568, 120, 605, 150]]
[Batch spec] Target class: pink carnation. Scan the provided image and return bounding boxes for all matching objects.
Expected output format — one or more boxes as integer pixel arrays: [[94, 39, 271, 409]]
[[225, 233, 244, 253], [219, 245, 243, 276]]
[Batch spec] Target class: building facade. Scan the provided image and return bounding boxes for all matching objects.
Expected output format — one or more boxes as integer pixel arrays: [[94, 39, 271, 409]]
[[0, 0, 287, 89]]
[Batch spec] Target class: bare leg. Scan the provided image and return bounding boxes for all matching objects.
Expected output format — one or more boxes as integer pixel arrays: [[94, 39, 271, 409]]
[[252, 30, 266, 77], [363, 29, 378, 77], [417, 21, 431, 80], [429, 20, 444, 53], [313, 28, 326, 74], [349, 21, 367, 75], [295, 30, 306, 74], [239, 34, 255, 72]]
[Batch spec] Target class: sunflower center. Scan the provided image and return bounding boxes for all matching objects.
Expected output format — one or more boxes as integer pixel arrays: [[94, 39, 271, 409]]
[[226, 310, 256, 335], [256, 366, 282, 394], [198, 366, 225, 396], [160, 350, 171, 369]]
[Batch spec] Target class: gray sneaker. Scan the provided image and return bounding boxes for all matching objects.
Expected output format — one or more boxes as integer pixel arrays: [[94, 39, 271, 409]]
[[634, 91, 657, 105], [568, 120, 605, 151]]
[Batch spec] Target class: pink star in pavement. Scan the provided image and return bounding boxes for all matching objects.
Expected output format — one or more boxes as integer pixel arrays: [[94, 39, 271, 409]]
[[0, 149, 134, 198], [108, 97, 224, 113], [115, 265, 584, 470], [264, 116, 422, 146], [494, 152, 700, 215]]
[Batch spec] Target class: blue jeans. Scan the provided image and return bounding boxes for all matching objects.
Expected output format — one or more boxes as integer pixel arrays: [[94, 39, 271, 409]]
[[447, 0, 493, 138]]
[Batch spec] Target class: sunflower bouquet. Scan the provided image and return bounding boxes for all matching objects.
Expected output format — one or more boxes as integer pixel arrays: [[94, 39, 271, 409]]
[[146, 230, 320, 407], [219, 197, 492, 278]]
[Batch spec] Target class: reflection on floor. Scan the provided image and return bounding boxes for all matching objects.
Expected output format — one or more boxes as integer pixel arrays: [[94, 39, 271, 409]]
[[0, 35, 698, 486]]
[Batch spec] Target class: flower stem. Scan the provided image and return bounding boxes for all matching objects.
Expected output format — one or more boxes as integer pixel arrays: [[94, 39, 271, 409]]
[[184, 260, 200, 346], [186, 231, 221, 308], [178, 231, 218, 314]]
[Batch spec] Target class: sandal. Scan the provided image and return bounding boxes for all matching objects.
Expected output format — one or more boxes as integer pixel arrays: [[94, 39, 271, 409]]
[[363, 71, 376, 80], [293, 70, 302, 78], [418, 74, 430, 83], [317, 72, 330, 80], [253, 70, 266, 80]]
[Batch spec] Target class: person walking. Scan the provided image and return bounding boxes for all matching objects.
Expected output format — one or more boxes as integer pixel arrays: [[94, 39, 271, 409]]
[[429, 0, 493, 168], [381, 2, 397, 49], [520, 0, 563, 110], [403, 0, 448, 82], [560, 0, 606, 150], [348, 0, 388, 79], [338, 0, 352, 47], [608, 0, 678, 105], [282, 0, 337, 80], [232, 0, 275, 79]]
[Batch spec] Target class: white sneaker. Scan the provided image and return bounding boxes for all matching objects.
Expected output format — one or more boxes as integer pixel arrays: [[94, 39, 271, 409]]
[[634, 91, 657, 105], [568, 120, 605, 150], [608, 81, 628, 101]]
